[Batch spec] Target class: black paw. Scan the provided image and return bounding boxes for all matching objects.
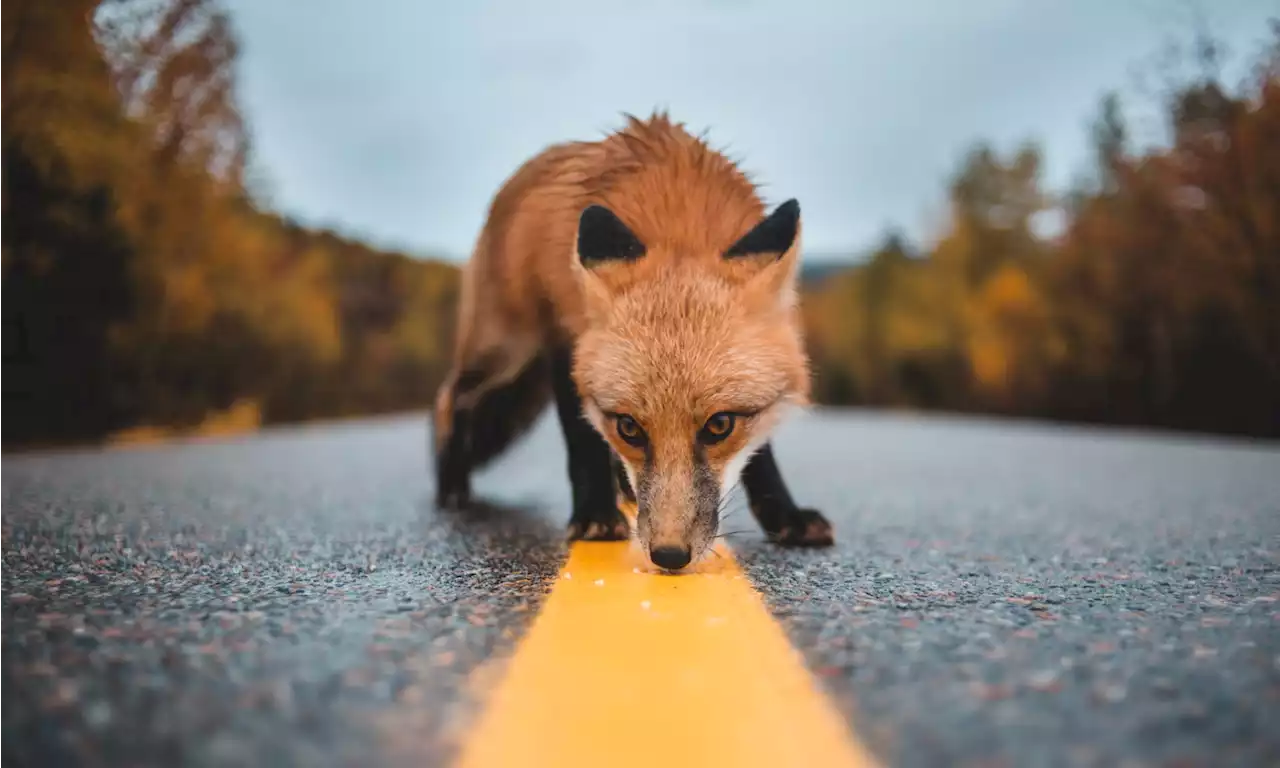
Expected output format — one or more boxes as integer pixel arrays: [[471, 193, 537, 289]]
[[567, 506, 631, 541], [434, 462, 471, 511], [766, 507, 834, 547], [434, 446, 471, 510], [435, 484, 471, 511]]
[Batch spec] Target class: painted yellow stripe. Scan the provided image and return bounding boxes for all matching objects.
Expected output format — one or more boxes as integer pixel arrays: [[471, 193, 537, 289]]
[[455, 539, 881, 768]]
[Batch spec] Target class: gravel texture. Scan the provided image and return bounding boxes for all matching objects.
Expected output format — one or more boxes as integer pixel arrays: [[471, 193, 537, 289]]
[[737, 413, 1280, 768], [2, 417, 564, 768], [4, 410, 1280, 768]]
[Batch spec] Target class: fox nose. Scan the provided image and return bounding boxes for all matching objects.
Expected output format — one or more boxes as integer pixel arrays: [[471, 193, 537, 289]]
[[649, 545, 692, 570]]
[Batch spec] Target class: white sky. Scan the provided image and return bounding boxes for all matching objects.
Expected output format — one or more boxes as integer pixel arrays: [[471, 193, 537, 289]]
[[225, 0, 1278, 262]]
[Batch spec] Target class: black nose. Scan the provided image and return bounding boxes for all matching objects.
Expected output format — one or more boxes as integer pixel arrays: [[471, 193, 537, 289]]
[[650, 545, 692, 570]]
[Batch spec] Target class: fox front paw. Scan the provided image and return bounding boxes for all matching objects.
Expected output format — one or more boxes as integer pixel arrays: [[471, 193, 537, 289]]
[[567, 506, 631, 541], [435, 484, 470, 512], [767, 507, 834, 547]]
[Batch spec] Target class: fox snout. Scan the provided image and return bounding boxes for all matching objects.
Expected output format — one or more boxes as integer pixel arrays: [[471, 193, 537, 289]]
[[634, 448, 721, 571], [648, 544, 694, 570]]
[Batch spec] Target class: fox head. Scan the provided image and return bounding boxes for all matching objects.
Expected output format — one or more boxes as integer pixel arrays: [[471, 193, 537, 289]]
[[570, 200, 810, 571]]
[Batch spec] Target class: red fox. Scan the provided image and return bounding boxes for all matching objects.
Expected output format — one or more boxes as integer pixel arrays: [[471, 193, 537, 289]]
[[431, 112, 833, 571]]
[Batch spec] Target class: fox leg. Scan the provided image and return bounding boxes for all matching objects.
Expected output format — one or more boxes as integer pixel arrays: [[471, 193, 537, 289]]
[[432, 367, 480, 510], [431, 343, 551, 511], [549, 345, 631, 541], [741, 443, 834, 546]]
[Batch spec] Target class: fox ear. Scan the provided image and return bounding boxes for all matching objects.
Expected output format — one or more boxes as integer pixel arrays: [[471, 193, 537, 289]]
[[577, 205, 646, 267], [731, 199, 804, 308], [572, 205, 642, 323], [724, 198, 799, 261]]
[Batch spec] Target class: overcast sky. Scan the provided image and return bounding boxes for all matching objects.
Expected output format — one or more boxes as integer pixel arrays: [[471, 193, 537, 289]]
[[224, 0, 1277, 262]]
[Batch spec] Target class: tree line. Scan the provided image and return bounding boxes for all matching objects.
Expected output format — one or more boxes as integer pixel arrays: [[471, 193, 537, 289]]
[[4, 0, 460, 449], [804, 22, 1280, 439], [3, 2, 1276, 449]]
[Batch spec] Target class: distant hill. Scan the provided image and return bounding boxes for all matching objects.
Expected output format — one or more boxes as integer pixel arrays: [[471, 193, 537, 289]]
[[410, 251, 860, 290], [798, 260, 857, 288]]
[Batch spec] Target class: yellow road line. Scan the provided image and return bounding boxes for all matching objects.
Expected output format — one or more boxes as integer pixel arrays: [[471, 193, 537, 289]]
[[455, 540, 881, 768]]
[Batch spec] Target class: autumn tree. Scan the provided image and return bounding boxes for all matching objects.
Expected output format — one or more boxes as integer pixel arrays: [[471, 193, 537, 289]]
[[3, 0, 461, 449], [804, 18, 1278, 437]]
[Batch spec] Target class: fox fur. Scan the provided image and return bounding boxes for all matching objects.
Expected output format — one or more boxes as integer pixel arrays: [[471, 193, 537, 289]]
[[431, 111, 833, 570]]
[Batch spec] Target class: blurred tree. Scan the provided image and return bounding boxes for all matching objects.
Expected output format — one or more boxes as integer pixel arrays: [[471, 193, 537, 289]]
[[3, 0, 461, 449], [860, 228, 910, 402], [4, 4, 1275, 447], [804, 18, 1279, 437], [3, 0, 142, 442], [1091, 91, 1128, 196]]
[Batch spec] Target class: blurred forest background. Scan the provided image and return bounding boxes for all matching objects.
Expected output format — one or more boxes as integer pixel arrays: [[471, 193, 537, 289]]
[[3, 0, 1278, 450]]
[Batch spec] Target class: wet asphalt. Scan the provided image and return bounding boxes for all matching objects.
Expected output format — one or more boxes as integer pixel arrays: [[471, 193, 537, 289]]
[[3, 410, 1279, 768]]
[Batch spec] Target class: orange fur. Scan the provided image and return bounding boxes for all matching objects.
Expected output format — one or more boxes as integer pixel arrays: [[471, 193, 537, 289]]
[[434, 111, 816, 567]]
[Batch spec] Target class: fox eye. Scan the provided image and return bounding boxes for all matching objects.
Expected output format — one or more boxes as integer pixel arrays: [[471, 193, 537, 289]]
[[699, 412, 736, 445], [615, 414, 647, 448]]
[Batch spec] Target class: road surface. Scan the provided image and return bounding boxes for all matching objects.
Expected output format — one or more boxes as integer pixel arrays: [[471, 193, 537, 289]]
[[3, 410, 1279, 767]]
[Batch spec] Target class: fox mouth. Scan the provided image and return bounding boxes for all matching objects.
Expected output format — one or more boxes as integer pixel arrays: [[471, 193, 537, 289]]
[[634, 505, 720, 573], [633, 539, 717, 574], [634, 499, 719, 572], [647, 543, 696, 572]]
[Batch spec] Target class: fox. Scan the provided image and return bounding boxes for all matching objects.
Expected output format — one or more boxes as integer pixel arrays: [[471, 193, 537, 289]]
[[430, 111, 833, 571]]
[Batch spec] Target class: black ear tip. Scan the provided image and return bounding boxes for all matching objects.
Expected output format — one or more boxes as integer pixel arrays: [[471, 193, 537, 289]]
[[724, 198, 802, 259], [775, 198, 801, 229], [579, 204, 611, 224], [577, 204, 646, 265], [578, 205, 631, 236]]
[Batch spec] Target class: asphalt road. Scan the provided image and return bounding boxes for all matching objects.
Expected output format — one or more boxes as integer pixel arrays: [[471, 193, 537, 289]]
[[4, 410, 1279, 768]]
